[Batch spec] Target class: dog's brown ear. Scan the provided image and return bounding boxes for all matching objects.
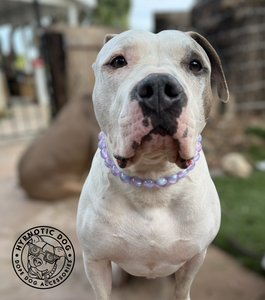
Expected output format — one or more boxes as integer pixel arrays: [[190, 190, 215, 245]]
[[186, 31, 229, 103], [104, 34, 117, 44]]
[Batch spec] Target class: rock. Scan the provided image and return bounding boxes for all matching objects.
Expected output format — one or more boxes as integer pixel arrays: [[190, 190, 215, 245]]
[[221, 153, 253, 178], [255, 160, 265, 171]]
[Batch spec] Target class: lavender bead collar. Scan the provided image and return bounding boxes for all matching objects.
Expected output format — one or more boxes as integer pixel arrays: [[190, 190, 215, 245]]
[[98, 131, 202, 189]]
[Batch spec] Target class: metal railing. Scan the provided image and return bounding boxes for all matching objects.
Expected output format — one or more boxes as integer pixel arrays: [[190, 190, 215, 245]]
[[0, 97, 50, 141]]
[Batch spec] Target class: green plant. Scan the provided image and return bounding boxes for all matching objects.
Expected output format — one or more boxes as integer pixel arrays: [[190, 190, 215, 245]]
[[91, 0, 130, 29], [213, 170, 265, 275], [243, 145, 265, 162], [245, 127, 265, 140]]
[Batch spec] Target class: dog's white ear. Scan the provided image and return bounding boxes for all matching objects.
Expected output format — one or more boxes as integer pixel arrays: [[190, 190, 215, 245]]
[[186, 31, 229, 103], [104, 34, 117, 44]]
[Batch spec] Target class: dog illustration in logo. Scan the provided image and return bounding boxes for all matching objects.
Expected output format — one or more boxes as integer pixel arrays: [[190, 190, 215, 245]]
[[27, 235, 66, 282]]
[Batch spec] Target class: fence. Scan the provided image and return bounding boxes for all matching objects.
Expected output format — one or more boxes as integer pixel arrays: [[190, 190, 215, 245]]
[[0, 97, 50, 142]]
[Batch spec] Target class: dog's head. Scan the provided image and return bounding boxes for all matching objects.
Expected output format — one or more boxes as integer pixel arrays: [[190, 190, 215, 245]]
[[92, 29, 228, 169]]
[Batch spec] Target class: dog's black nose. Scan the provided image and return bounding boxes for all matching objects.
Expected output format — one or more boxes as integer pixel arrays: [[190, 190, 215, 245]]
[[135, 73, 184, 113]]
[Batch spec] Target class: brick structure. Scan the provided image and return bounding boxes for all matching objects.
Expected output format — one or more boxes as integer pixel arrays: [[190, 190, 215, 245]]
[[191, 0, 265, 112]]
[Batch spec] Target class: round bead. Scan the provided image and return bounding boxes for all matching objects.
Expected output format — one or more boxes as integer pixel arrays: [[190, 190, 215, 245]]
[[142, 179, 155, 189], [193, 152, 200, 162], [104, 157, 114, 168], [156, 177, 167, 188], [178, 170, 188, 179], [111, 165, 121, 176], [196, 142, 202, 152], [98, 131, 105, 140], [100, 148, 109, 159], [130, 177, 142, 187], [167, 174, 178, 184], [187, 162, 195, 171], [98, 139, 106, 150], [198, 134, 202, 142], [120, 172, 131, 183]]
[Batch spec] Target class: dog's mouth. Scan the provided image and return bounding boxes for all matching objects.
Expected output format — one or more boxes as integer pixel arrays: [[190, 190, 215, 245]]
[[113, 126, 195, 169]]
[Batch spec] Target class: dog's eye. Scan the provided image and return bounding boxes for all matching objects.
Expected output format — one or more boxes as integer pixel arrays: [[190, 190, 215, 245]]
[[111, 56, 127, 69], [189, 60, 202, 72]]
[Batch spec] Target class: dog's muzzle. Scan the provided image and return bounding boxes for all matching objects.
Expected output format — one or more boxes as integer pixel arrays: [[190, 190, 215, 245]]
[[131, 73, 187, 135]]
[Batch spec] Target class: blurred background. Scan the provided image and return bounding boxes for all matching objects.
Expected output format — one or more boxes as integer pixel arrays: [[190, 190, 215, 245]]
[[0, 0, 265, 299]]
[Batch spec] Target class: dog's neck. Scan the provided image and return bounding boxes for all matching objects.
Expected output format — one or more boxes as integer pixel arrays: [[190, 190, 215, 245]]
[[98, 131, 202, 189]]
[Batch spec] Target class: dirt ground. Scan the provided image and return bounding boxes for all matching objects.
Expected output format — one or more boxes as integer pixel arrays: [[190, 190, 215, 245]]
[[1, 137, 265, 300]]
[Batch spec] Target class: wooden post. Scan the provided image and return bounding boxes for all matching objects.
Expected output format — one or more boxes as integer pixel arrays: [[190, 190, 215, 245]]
[[42, 31, 67, 115]]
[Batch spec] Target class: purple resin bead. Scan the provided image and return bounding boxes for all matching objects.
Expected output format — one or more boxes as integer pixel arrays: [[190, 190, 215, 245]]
[[104, 157, 114, 168], [156, 177, 167, 188], [100, 148, 108, 159], [196, 142, 202, 152], [111, 165, 121, 176], [120, 172, 131, 183], [98, 131, 105, 140], [193, 152, 200, 162], [143, 179, 155, 189], [187, 162, 195, 171], [178, 170, 188, 179], [98, 139, 106, 150], [130, 177, 142, 187], [167, 174, 178, 184]]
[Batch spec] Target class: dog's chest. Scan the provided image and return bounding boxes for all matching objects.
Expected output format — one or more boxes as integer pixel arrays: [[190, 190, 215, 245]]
[[95, 205, 205, 277]]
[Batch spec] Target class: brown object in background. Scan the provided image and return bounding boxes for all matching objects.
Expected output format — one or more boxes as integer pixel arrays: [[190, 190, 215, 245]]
[[155, 12, 191, 33], [49, 25, 122, 100], [18, 91, 100, 200], [191, 0, 265, 113], [18, 75, 36, 99]]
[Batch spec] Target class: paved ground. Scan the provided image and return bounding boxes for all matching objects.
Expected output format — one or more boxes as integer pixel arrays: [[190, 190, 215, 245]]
[[1, 137, 265, 300]]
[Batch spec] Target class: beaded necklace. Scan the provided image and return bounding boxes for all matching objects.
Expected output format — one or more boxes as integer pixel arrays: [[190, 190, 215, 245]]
[[98, 131, 202, 189]]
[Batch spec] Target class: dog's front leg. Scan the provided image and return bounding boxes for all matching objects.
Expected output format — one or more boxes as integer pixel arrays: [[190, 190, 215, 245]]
[[83, 253, 112, 300], [174, 249, 207, 300]]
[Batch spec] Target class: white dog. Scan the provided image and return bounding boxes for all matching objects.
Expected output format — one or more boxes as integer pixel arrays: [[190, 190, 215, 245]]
[[77, 29, 229, 300]]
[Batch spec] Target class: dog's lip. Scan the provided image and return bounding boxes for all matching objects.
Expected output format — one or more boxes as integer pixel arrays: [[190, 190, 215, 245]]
[[114, 149, 193, 170], [176, 156, 194, 169], [114, 127, 194, 169], [113, 155, 131, 168]]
